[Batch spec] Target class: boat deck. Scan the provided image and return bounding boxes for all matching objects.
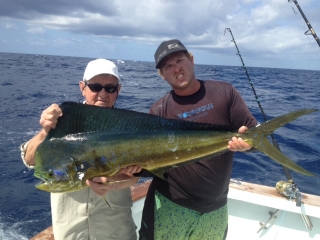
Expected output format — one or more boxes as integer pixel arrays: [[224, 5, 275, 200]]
[[32, 180, 320, 239]]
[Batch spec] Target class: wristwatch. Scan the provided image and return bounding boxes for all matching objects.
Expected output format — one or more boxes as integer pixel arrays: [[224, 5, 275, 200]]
[[20, 141, 35, 169]]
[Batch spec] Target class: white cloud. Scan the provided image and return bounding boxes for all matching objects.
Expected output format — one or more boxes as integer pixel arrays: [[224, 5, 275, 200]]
[[0, 0, 319, 70], [26, 27, 46, 34], [5, 22, 17, 30]]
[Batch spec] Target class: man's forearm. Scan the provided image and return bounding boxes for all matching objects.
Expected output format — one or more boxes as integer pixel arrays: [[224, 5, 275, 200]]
[[23, 128, 48, 166]]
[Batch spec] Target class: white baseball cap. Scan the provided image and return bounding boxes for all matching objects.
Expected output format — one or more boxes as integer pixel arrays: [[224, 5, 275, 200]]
[[83, 58, 121, 82]]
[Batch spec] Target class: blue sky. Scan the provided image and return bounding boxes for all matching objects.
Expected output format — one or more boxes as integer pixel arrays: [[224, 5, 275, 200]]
[[1, 0, 319, 70]]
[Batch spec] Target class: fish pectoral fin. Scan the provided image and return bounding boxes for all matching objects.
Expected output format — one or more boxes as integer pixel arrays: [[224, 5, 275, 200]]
[[251, 136, 315, 177], [149, 169, 166, 180]]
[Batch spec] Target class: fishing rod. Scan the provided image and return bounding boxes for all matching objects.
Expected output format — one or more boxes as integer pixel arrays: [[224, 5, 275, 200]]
[[288, 0, 320, 48], [224, 28, 302, 206], [289, 0, 320, 193]]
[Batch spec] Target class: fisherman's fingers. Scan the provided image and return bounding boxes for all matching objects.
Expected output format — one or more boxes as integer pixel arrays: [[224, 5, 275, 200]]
[[118, 165, 142, 175], [40, 104, 63, 130], [85, 179, 112, 196], [133, 165, 142, 173], [91, 176, 109, 183], [125, 165, 142, 174], [108, 173, 134, 182], [227, 126, 251, 152], [228, 137, 251, 152], [238, 126, 248, 134], [44, 104, 63, 119], [39, 118, 56, 133]]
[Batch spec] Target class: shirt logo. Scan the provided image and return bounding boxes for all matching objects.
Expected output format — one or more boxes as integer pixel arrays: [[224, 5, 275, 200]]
[[178, 103, 214, 119]]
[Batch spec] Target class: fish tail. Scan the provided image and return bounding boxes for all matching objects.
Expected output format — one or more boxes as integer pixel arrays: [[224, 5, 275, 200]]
[[253, 109, 318, 135], [246, 108, 318, 177]]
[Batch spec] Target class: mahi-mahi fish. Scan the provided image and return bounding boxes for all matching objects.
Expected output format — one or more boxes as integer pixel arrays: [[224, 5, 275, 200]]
[[34, 102, 317, 193]]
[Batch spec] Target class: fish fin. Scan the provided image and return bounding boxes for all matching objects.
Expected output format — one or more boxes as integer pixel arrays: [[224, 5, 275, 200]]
[[251, 136, 314, 176], [255, 108, 318, 135], [149, 167, 169, 180], [47, 102, 234, 139], [247, 109, 318, 177]]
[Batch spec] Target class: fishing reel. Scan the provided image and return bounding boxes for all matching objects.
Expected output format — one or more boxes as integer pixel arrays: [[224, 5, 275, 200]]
[[276, 181, 302, 206]]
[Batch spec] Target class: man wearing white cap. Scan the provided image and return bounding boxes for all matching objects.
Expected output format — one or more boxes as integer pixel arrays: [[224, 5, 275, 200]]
[[20, 58, 140, 240]]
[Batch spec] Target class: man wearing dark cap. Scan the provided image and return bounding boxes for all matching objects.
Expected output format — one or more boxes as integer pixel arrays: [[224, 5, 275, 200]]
[[139, 39, 257, 240]]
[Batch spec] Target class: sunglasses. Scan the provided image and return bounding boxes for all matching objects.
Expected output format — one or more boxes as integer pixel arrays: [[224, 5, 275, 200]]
[[85, 83, 119, 93]]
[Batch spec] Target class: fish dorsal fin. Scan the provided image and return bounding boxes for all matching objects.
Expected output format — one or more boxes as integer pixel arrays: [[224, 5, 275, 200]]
[[47, 102, 234, 139]]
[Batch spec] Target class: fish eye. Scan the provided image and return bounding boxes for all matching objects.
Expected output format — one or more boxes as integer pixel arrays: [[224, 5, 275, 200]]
[[48, 169, 53, 177], [54, 169, 65, 177]]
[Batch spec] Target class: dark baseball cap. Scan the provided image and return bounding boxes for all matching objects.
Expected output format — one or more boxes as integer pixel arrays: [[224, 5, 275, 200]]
[[154, 39, 188, 69]]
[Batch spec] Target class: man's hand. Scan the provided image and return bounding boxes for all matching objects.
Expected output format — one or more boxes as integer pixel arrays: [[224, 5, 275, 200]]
[[86, 165, 142, 196], [40, 104, 63, 133], [227, 126, 251, 152], [117, 165, 142, 175]]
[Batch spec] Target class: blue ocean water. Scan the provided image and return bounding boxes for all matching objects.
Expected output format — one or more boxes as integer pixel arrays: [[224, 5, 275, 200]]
[[0, 52, 319, 239]]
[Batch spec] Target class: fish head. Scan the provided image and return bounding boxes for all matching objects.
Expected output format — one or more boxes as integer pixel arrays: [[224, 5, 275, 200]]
[[34, 156, 85, 193]]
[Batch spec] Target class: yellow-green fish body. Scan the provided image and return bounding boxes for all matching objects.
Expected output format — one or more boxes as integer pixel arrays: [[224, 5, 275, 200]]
[[34, 102, 317, 193]]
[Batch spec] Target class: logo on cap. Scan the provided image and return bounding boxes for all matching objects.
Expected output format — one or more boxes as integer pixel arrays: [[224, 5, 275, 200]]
[[157, 50, 167, 62], [154, 39, 188, 69], [168, 43, 181, 50]]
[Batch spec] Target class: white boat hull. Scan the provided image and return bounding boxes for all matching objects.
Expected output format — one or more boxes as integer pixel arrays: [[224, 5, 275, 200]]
[[132, 181, 320, 240], [227, 181, 320, 239], [32, 180, 320, 239]]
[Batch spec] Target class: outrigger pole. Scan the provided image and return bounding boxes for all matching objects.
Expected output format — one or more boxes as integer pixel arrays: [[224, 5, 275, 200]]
[[288, 0, 320, 48], [224, 28, 302, 206]]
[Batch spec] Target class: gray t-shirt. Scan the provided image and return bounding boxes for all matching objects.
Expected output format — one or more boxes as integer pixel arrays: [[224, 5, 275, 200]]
[[147, 80, 257, 213]]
